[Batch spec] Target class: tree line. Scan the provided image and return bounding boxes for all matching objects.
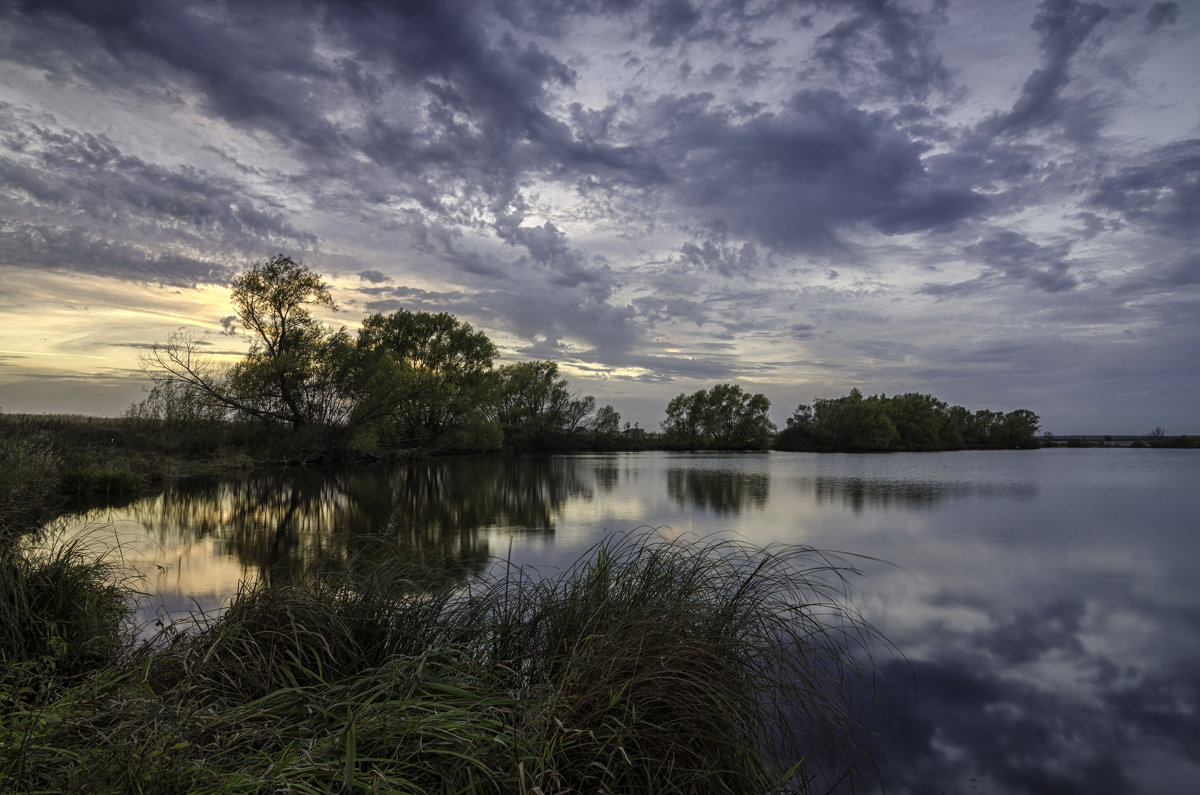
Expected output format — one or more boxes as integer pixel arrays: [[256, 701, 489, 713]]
[[134, 257, 1041, 454]]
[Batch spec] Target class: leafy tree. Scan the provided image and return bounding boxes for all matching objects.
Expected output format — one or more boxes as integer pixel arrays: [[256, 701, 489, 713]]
[[143, 256, 347, 431], [489, 361, 596, 450], [591, 404, 622, 437], [662, 384, 775, 450], [352, 310, 498, 448], [588, 404, 623, 450], [777, 390, 1039, 451], [996, 409, 1041, 449]]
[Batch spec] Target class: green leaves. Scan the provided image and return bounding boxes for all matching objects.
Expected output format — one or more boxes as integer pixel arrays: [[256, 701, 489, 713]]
[[661, 383, 776, 450]]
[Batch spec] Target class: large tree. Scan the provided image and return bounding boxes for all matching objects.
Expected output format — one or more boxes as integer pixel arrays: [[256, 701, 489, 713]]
[[352, 309, 499, 447], [488, 361, 596, 450], [143, 255, 348, 430]]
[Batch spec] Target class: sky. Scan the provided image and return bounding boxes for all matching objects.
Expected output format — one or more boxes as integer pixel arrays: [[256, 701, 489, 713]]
[[1, 0, 1197, 435]]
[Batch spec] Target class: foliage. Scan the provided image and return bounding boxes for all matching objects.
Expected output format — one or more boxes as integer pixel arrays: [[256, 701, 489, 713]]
[[0, 434, 60, 537], [489, 360, 597, 451], [777, 389, 1041, 452], [587, 403, 624, 450], [661, 383, 776, 450], [141, 255, 350, 434], [137, 258, 624, 454], [1, 531, 885, 794], [0, 530, 132, 689], [351, 309, 499, 449]]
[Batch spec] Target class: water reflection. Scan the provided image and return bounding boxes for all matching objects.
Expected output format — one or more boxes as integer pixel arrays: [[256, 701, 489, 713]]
[[666, 467, 769, 514], [805, 475, 1039, 512], [64, 456, 595, 611]]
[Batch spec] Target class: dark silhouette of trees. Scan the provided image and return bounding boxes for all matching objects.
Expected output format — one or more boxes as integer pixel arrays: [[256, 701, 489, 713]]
[[142, 255, 350, 432], [487, 361, 599, 450], [137, 258, 1050, 456], [776, 390, 1041, 452], [350, 310, 499, 450]]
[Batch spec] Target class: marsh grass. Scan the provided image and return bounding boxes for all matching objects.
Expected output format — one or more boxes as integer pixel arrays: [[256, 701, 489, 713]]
[[0, 530, 134, 686], [1, 529, 887, 793]]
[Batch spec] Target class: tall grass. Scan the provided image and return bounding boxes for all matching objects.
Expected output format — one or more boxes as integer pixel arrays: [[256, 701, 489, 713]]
[[1, 530, 887, 793], [0, 530, 134, 687], [0, 435, 61, 536]]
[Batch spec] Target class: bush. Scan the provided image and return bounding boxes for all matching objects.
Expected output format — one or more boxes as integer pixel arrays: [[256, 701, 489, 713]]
[[0, 530, 133, 687]]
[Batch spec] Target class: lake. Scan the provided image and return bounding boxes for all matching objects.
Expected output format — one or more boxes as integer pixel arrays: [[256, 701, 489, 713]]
[[59, 449, 1200, 794]]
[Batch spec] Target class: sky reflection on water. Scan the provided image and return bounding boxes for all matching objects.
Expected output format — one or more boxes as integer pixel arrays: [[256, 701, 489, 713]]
[[54, 449, 1200, 794]]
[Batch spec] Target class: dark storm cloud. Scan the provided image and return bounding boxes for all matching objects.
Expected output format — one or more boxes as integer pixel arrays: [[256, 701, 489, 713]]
[[812, 0, 952, 100], [1, 0, 1198, 433], [0, 220, 234, 286], [642, 88, 986, 252], [1144, 2, 1180, 33], [0, 106, 313, 283], [919, 229, 1076, 296], [1089, 139, 1200, 239], [2, 0, 639, 237], [1110, 254, 1200, 298], [985, 0, 1110, 138]]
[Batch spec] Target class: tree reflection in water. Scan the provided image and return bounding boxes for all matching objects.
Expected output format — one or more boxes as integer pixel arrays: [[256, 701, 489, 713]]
[[81, 456, 593, 602], [805, 476, 1037, 513], [666, 468, 769, 514]]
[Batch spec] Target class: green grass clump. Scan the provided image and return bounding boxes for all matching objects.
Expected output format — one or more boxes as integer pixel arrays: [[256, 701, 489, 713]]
[[1, 530, 885, 793], [0, 531, 133, 689]]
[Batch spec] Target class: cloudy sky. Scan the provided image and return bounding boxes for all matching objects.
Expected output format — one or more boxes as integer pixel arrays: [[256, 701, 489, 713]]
[[1, 0, 1197, 434]]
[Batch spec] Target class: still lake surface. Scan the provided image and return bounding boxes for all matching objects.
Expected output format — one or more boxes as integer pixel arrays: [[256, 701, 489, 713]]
[[61, 449, 1199, 794]]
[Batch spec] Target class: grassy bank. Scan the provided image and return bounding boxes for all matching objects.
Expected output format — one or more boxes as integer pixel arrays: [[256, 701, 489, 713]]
[[1, 529, 884, 793], [0, 412, 278, 540]]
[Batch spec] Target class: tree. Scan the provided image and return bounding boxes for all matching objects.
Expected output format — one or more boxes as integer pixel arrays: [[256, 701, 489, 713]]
[[489, 361, 595, 450], [661, 384, 775, 450], [143, 255, 347, 431], [588, 404, 623, 450], [996, 409, 1041, 449], [352, 310, 498, 447]]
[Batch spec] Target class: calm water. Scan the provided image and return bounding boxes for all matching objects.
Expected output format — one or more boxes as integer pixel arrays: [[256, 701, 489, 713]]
[[60, 449, 1200, 794]]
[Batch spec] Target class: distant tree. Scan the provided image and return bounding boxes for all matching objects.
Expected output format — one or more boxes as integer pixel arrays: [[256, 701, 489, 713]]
[[588, 404, 623, 450], [777, 390, 1038, 452], [775, 403, 818, 451], [778, 389, 897, 451], [591, 404, 622, 437], [662, 384, 775, 450], [996, 409, 1041, 449]]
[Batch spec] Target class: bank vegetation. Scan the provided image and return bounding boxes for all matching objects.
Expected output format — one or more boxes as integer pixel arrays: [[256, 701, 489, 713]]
[[2, 528, 885, 793]]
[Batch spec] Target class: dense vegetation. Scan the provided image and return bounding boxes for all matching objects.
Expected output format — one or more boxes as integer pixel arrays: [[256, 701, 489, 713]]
[[661, 383, 776, 450], [1, 529, 883, 793], [775, 389, 1042, 452]]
